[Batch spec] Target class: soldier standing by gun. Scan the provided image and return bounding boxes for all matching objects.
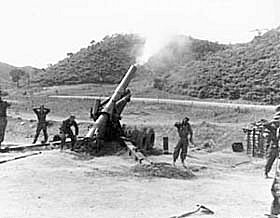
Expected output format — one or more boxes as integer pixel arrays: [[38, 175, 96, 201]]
[[32, 105, 50, 144], [60, 115, 79, 151], [269, 106, 280, 217], [265, 111, 280, 179], [0, 95, 11, 148], [173, 117, 194, 167]]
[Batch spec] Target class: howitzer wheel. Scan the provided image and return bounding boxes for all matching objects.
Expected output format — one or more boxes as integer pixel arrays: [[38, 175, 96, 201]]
[[123, 126, 155, 151]]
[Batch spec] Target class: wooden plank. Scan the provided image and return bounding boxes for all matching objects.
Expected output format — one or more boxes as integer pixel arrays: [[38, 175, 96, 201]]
[[125, 141, 153, 165], [0, 152, 42, 164], [1, 138, 80, 152]]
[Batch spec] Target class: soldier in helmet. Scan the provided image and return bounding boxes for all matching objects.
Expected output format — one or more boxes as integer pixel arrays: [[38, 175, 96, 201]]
[[173, 116, 194, 167], [269, 106, 280, 216], [264, 111, 280, 178], [0, 94, 11, 148], [32, 105, 50, 144], [270, 169, 280, 217], [60, 115, 79, 151]]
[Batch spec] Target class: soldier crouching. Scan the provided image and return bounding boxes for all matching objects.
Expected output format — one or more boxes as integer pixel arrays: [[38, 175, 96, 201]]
[[60, 115, 79, 151]]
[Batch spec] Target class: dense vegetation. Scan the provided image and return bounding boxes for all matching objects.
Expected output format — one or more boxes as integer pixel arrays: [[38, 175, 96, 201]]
[[32, 34, 144, 85], [32, 27, 280, 103], [152, 28, 280, 103]]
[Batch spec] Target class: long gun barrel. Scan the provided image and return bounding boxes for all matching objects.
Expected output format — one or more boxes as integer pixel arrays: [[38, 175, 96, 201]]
[[86, 65, 137, 139]]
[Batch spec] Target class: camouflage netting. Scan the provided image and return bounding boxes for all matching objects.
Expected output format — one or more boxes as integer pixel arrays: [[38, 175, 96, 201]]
[[132, 162, 195, 179]]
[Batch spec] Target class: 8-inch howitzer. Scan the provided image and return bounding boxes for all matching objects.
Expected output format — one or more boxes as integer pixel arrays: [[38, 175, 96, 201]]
[[82, 65, 155, 152], [86, 65, 136, 141]]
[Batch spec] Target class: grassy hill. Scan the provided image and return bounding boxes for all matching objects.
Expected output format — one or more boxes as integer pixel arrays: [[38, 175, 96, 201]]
[[32, 27, 280, 103], [154, 28, 280, 104], [0, 62, 42, 90], [31, 34, 225, 87], [32, 34, 144, 86], [0, 62, 15, 83]]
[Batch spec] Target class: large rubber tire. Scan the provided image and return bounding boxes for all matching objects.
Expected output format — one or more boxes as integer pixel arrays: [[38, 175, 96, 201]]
[[145, 128, 155, 150]]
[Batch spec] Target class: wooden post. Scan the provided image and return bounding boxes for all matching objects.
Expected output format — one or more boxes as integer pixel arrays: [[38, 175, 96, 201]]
[[163, 137, 169, 154], [247, 130, 251, 155], [257, 130, 261, 157], [252, 128, 256, 157], [259, 128, 264, 157]]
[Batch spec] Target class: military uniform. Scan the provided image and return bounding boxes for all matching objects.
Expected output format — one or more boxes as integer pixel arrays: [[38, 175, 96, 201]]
[[0, 99, 10, 146], [32, 106, 50, 144], [265, 123, 279, 177], [266, 106, 280, 216], [60, 116, 79, 150], [270, 157, 280, 216], [173, 118, 193, 165]]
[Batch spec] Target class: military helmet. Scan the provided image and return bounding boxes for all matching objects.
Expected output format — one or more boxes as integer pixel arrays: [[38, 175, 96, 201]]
[[70, 115, 76, 120], [183, 116, 189, 122]]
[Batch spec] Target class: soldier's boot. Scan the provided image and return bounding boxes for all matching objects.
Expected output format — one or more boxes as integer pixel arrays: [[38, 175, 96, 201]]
[[172, 161, 176, 167], [42, 136, 48, 144], [42, 130, 48, 144], [182, 160, 187, 168], [70, 144, 75, 151], [60, 141, 64, 151], [32, 138, 38, 144]]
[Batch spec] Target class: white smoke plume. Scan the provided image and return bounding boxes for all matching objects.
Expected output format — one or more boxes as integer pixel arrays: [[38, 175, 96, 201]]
[[136, 33, 175, 65]]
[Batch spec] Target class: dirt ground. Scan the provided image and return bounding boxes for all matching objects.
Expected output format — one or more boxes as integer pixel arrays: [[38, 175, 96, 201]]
[[0, 85, 277, 218], [0, 149, 274, 218]]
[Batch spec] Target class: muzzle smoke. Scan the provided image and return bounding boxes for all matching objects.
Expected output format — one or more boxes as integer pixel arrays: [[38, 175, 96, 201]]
[[136, 33, 175, 65]]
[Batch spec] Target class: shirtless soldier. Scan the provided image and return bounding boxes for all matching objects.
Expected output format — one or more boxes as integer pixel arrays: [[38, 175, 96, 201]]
[[173, 117, 194, 167]]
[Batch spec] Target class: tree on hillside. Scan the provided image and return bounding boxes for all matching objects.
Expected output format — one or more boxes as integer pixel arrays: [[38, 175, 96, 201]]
[[9, 68, 26, 88], [67, 52, 73, 57], [24, 72, 31, 87]]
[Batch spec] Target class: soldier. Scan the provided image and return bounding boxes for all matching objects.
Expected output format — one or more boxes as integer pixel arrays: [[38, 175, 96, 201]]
[[173, 117, 194, 167], [265, 112, 280, 178], [32, 105, 50, 144], [0, 95, 11, 148], [270, 169, 280, 217], [60, 115, 79, 151]]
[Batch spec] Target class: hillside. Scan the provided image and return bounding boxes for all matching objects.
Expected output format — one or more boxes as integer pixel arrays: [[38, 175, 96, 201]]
[[150, 28, 280, 103], [32, 34, 225, 87], [32, 27, 280, 103], [0, 62, 15, 83], [32, 34, 144, 86], [0, 62, 44, 90]]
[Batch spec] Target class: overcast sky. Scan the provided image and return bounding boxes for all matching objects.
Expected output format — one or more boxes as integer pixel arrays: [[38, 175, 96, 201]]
[[0, 0, 279, 68]]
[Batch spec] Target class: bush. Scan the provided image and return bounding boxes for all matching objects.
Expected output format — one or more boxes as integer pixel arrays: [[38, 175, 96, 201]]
[[229, 89, 240, 100], [153, 78, 165, 90]]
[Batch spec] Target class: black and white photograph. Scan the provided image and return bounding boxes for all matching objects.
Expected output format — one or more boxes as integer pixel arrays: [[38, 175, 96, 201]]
[[0, 0, 280, 217]]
